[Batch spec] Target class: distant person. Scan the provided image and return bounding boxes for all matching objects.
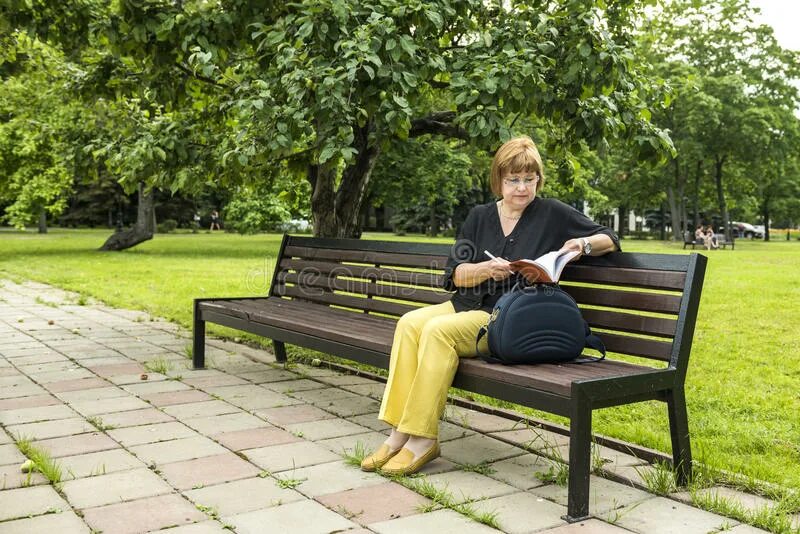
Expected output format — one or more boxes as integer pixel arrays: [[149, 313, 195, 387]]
[[704, 225, 718, 249], [694, 225, 706, 247], [210, 210, 221, 231]]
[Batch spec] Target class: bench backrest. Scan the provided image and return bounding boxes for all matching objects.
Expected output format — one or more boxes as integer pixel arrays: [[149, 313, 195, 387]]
[[270, 235, 706, 378]]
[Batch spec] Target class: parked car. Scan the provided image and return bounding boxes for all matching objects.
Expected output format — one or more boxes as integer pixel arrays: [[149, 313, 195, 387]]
[[752, 225, 765, 238], [730, 221, 761, 239]]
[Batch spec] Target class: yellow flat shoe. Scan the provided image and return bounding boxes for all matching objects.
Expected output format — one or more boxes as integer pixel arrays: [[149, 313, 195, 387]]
[[360, 444, 401, 472], [380, 443, 440, 476]]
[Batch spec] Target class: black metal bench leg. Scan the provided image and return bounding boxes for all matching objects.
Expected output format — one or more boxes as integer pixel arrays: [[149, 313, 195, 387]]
[[193, 300, 206, 369], [273, 340, 287, 363], [667, 387, 692, 486], [566, 391, 592, 522]]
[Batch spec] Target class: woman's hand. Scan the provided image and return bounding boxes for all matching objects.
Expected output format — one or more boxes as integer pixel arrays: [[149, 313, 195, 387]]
[[483, 258, 514, 281], [560, 238, 584, 257]]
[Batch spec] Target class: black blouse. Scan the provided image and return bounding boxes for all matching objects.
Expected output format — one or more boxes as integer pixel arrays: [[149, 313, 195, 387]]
[[443, 198, 620, 312]]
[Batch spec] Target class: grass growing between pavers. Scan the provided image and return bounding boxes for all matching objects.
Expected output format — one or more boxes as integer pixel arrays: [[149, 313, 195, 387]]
[[1, 228, 799, 493], [15, 437, 63, 485]]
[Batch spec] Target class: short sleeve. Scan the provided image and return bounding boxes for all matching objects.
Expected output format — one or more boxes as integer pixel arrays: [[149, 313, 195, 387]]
[[567, 208, 621, 252], [442, 207, 480, 291]]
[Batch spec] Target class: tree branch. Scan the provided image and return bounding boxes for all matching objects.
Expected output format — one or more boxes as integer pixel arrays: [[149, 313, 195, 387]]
[[409, 111, 470, 141], [175, 62, 231, 90]]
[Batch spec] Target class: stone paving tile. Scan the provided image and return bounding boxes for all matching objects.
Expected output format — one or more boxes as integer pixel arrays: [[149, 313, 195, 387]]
[[439, 420, 477, 442], [420, 470, 519, 504], [289, 387, 360, 405], [471, 492, 567, 534], [242, 441, 341, 473], [162, 400, 241, 419], [593, 444, 649, 470], [123, 380, 191, 395], [149, 520, 231, 533], [181, 374, 249, 389], [725, 525, 772, 534], [0, 443, 27, 465], [263, 378, 327, 394], [315, 481, 431, 526], [445, 405, 524, 433], [316, 374, 380, 387], [532, 476, 654, 517], [29, 368, 95, 383], [339, 382, 386, 399], [61, 466, 174, 508], [0, 511, 91, 533], [348, 413, 392, 433], [107, 421, 199, 447], [144, 389, 214, 407], [317, 430, 387, 458], [129, 436, 229, 465], [283, 418, 372, 441], [182, 412, 269, 435], [255, 404, 336, 425], [324, 396, 382, 418], [224, 499, 358, 534], [97, 407, 174, 428], [184, 476, 305, 516], [489, 427, 572, 456], [59, 449, 147, 479], [0, 385, 48, 402], [370, 507, 499, 534], [0, 462, 49, 489], [8, 353, 70, 366], [210, 385, 301, 411], [34, 431, 121, 458], [212, 427, 301, 451], [281, 461, 385, 497], [107, 372, 170, 385], [441, 433, 527, 466], [68, 396, 152, 417], [158, 452, 261, 490], [44, 377, 110, 393], [82, 493, 208, 534], [55, 386, 129, 403], [486, 453, 560, 490], [18, 360, 78, 374], [0, 485, 70, 522], [0, 404, 78, 425], [236, 368, 299, 384], [6, 417, 97, 441], [613, 496, 737, 533], [538, 518, 634, 533]]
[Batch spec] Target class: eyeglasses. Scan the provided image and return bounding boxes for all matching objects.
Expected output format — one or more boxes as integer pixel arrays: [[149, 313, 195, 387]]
[[502, 175, 539, 188]]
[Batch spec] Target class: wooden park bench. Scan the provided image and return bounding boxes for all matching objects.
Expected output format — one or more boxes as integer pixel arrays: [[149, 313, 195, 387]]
[[193, 234, 707, 522]]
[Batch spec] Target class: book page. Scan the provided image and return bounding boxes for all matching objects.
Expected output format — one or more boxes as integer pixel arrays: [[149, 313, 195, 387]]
[[509, 249, 580, 283]]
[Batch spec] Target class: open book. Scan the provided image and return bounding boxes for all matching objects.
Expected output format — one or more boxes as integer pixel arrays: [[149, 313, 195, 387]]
[[508, 249, 580, 283]]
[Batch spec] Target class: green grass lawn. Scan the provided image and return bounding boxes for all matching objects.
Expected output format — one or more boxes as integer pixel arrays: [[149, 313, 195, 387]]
[[1, 227, 799, 491]]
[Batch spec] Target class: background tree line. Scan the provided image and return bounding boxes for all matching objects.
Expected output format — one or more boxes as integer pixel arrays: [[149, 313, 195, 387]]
[[0, 0, 798, 248]]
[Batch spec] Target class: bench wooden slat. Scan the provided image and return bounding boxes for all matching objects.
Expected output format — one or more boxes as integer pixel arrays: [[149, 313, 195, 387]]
[[580, 308, 676, 338], [595, 332, 672, 361], [458, 358, 660, 396], [563, 285, 682, 314], [274, 284, 419, 317], [278, 271, 451, 305], [279, 258, 444, 288], [211, 298, 395, 352], [284, 245, 448, 269], [562, 265, 686, 291]]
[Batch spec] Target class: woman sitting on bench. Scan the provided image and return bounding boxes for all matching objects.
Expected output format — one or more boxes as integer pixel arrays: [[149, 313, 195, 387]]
[[360, 136, 620, 475], [704, 225, 719, 250]]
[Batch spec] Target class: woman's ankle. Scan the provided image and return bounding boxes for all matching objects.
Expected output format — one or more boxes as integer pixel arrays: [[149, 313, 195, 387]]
[[385, 429, 410, 450]]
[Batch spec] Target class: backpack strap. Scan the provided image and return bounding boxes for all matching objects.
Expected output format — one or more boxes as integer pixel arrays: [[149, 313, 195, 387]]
[[475, 325, 505, 364], [573, 321, 607, 364]]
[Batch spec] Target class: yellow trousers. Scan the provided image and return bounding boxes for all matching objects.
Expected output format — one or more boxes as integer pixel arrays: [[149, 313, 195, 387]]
[[378, 301, 490, 439]]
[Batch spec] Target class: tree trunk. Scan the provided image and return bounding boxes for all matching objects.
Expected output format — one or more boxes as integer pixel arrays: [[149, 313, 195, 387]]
[[310, 123, 381, 238], [692, 159, 702, 229], [714, 156, 730, 240], [99, 183, 156, 251], [762, 196, 771, 242], [38, 209, 47, 234], [659, 202, 666, 241], [618, 205, 627, 239]]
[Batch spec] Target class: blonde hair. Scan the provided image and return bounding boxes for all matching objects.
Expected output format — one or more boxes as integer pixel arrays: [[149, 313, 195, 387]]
[[490, 136, 545, 197]]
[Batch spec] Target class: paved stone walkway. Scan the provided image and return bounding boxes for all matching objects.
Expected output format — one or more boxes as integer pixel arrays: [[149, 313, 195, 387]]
[[0, 279, 780, 533]]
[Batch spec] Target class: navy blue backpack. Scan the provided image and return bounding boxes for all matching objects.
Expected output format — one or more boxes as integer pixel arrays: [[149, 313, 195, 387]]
[[476, 283, 606, 365]]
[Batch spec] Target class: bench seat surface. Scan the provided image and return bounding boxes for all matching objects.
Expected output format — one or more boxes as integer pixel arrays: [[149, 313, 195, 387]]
[[200, 297, 663, 397]]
